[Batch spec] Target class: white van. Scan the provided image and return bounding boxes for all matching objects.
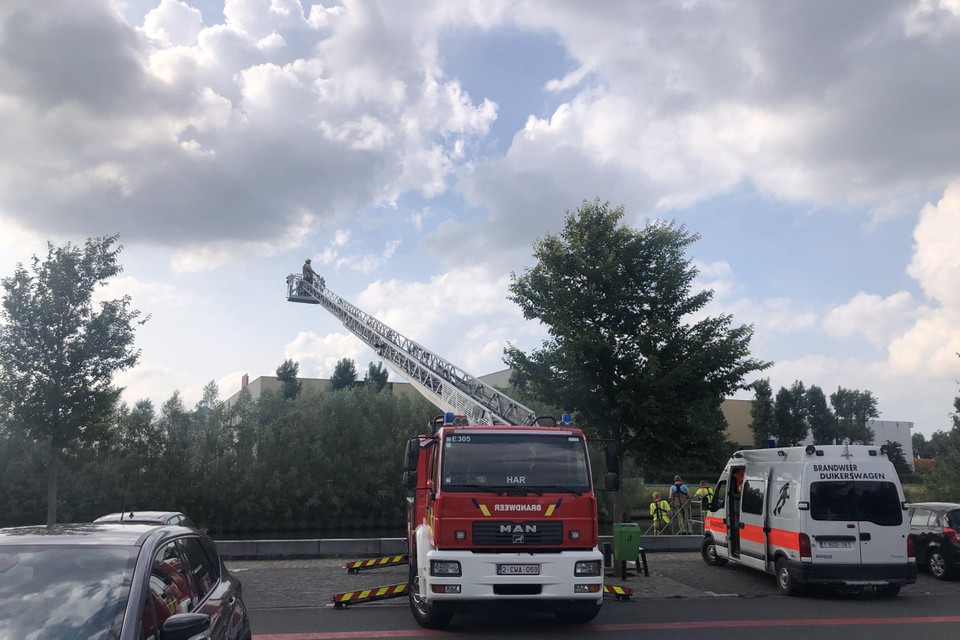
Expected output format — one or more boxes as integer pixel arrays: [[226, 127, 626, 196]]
[[701, 444, 917, 595]]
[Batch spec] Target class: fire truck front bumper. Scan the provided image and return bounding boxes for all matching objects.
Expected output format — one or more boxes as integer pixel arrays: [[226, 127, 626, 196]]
[[417, 549, 605, 604]]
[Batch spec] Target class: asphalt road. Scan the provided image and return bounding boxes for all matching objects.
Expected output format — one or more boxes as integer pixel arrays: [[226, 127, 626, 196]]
[[228, 552, 960, 639]]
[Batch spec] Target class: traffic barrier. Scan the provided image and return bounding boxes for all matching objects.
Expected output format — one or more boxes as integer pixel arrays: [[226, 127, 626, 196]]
[[603, 584, 633, 601], [331, 582, 409, 608], [345, 554, 409, 573]]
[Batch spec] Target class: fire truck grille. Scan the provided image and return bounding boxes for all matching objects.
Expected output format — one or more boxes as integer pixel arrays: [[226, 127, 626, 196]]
[[472, 521, 563, 545]]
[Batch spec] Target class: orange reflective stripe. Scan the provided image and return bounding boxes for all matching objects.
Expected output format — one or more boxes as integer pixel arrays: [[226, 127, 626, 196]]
[[740, 523, 765, 544], [768, 527, 800, 551]]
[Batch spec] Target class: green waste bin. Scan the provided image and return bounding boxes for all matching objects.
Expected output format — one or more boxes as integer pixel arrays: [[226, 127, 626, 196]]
[[612, 522, 641, 562]]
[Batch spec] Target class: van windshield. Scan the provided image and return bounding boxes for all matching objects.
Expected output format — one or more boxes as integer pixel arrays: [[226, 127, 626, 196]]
[[810, 481, 903, 525]]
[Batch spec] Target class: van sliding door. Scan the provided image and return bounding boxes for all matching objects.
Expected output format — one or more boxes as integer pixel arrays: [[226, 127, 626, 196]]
[[738, 475, 768, 571]]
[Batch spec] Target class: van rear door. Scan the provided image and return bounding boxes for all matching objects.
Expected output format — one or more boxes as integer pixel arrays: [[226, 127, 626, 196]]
[[853, 480, 907, 566], [808, 477, 905, 567], [808, 481, 866, 565]]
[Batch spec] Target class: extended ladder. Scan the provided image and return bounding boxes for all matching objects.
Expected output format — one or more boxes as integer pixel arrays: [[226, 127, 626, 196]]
[[286, 274, 538, 426]]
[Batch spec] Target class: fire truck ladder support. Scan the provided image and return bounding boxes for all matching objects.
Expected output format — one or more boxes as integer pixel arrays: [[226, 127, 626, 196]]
[[286, 273, 538, 426]]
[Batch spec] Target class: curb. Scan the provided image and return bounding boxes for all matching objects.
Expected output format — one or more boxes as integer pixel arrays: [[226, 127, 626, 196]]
[[214, 534, 702, 560]]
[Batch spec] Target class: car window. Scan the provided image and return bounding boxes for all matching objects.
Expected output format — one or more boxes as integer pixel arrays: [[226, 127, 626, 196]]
[[713, 480, 727, 511], [948, 510, 960, 529], [911, 508, 931, 526], [810, 481, 903, 525], [0, 545, 136, 640], [932, 512, 943, 527], [177, 537, 216, 601]]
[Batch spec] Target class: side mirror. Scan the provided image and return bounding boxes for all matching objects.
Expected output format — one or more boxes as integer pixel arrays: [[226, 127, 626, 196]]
[[604, 472, 620, 491], [404, 438, 419, 473], [402, 471, 416, 490], [604, 443, 619, 475], [162, 613, 210, 640]]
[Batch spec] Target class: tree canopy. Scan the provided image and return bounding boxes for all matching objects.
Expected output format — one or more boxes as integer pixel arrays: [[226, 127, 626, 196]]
[[329, 357, 358, 391], [276, 359, 302, 400], [0, 236, 144, 524], [505, 199, 769, 481]]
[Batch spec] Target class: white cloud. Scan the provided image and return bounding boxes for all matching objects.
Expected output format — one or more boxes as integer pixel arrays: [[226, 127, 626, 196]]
[[142, 0, 203, 46], [823, 291, 927, 348], [909, 181, 960, 307]]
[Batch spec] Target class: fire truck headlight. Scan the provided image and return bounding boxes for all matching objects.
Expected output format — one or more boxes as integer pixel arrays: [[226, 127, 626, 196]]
[[574, 560, 602, 576], [430, 560, 462, 576]]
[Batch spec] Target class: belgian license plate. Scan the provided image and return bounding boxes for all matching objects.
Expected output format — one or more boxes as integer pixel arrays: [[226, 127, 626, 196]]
[[821, 541, 852, 548], [497, 563, 540, 575]]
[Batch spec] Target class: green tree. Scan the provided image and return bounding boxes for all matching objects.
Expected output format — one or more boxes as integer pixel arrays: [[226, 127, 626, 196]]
[[830, 387, 878, 444], [0, 236, 143, 525], [773, 381, 808, 446], [883, 440, 912, 479], [504, 199, 769, 520], [329, 358, 358, 391], [365, 361, 389, 392], [276, 358, 302, 400], [806, 385, 837, 445], [749, 378, 776, 448]]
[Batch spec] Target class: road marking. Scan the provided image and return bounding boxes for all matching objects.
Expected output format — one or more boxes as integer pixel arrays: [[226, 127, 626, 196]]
[[253, 615, 960, 638]]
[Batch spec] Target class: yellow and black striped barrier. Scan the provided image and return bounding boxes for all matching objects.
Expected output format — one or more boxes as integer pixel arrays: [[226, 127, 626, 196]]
[[331, 582, 409, 608], [603, 584, 633, 601], [345, 554, 409, 573]]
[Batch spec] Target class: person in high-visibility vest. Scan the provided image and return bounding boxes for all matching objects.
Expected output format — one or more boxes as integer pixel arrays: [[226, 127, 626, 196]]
[[649, 491, 671, 533], [694, 480, 714, 506]]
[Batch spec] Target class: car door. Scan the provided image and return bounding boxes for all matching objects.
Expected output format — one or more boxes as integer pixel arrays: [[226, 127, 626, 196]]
[[910, 507, 933, 560], [177, 536, 236, 638]]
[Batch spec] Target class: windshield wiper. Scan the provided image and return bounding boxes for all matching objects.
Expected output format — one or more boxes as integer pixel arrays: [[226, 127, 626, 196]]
[[446, 484, 509, 495], [523, 485, 584, 497]]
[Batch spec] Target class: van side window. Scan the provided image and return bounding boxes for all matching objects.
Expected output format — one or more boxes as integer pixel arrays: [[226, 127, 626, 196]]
[[741, 480, 765, 515]]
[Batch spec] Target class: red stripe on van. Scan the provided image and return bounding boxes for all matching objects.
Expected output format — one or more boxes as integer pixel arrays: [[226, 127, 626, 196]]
[[768, 527, 800, 551], [738, 523, 800, 550], [705, 516, 726, 534]]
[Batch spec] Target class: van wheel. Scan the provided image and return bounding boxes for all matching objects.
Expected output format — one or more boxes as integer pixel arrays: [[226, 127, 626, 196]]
[[775, 558, 800, 596], [555, 602, 603, 624], [701, 538, 728, 567]]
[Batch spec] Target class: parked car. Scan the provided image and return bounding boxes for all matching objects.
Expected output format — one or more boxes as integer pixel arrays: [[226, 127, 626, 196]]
[[95, 510, 199, 530], [0, 523, 251, 639], [907, 502, 960, 580]]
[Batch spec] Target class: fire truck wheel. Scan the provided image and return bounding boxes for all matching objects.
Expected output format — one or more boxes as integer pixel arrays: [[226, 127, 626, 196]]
[[775, 557, 800, 596], [408, 587, 453, 629], [555, 602, 603, 624], [701, 538, 728, 566]]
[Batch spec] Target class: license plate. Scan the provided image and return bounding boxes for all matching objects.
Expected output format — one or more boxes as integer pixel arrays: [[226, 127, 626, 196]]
[[497, 563, 540, 575], [821, 541, 852, 548]]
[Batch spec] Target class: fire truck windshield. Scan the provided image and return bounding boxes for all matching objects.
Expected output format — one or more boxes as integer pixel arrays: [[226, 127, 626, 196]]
[[441, 433, 591, 492]]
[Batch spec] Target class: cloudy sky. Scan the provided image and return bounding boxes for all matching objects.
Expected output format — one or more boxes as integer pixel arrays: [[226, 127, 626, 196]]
[[1, 0, 959, 437]]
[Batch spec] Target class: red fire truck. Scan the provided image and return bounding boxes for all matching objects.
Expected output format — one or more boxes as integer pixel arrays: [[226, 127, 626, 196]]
[[287, 275, 619, 628]]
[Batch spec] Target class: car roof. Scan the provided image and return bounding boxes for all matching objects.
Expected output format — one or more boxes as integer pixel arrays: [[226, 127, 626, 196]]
[[94, 511, 183, 523], [908, 502, 960, 510], [0, 523, 189, 547]]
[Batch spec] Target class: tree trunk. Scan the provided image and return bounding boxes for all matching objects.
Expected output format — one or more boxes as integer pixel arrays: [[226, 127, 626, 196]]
[[46, 438, 59, 526], [613, 451, 625, 523]]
